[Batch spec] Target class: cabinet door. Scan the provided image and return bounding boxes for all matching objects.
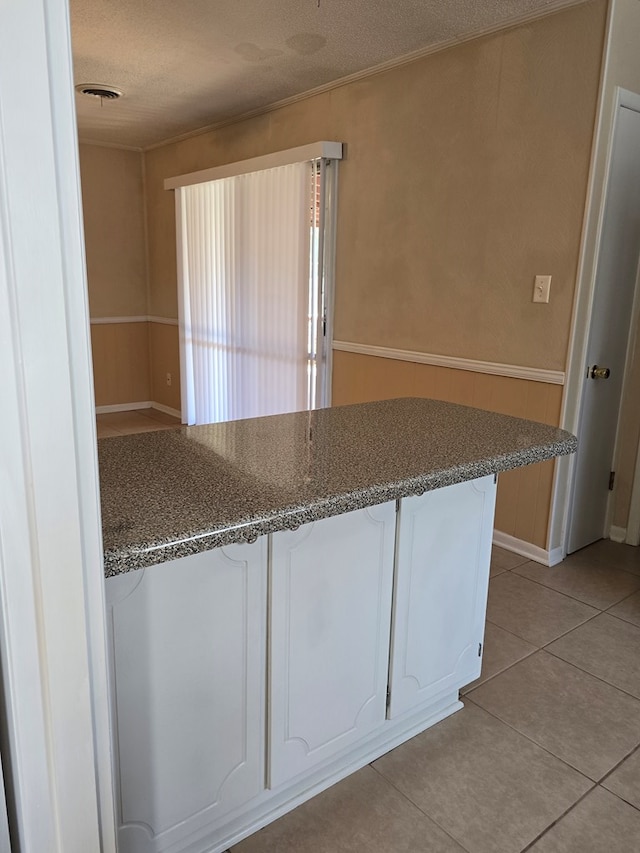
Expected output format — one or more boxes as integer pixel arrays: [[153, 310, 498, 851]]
[[269, 503, 396, 787], [105, 540, 267, 853], [388, 476, 496, 719]]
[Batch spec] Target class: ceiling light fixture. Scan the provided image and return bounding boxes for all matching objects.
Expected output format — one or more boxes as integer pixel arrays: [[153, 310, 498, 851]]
[[75, 83, 123, 103]]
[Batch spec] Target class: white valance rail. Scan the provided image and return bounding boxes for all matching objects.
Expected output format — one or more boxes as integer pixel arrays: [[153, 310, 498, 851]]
[[164, 141, 343, 191]]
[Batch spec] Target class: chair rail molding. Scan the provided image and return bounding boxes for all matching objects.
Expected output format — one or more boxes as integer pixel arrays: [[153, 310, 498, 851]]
[[332, 341, 565, 386]]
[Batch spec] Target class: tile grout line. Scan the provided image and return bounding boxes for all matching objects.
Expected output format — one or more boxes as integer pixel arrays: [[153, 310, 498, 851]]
[[460, 645, 537, 696], [507, 561, 640, 609], [368, 762, 476, 853], [483, 596, 602, 650], [595, 741, 640, 791], [537, 614, 640, 706], [496, 567, 609, 612], [462, 690, 612, 785], [518, 783, 597, 852]]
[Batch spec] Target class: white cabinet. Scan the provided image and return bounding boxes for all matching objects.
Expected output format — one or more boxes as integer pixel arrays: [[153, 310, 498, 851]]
[[268, 503, 396, 787], [105, 540, 267, 853], [388, 476, 496, 718], [104, 478, 498, 852]]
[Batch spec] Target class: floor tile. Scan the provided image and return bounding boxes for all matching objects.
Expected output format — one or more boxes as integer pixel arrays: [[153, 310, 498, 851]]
[[608, 589, 640, 627], [514, 555, 640, 609], [229, 766, 465, 853], [96, 424, 121, 438], [578, 538, 640, 576], [486, 572, 598, 647], [528, 787, 640, 852], [491, 545, 529, 571], [468, 651, 640, 780], [96, 412, 134, 425], [461, 622, 536, 694], [141, 408, 181, 425], [602, 747, 640, 809], [373, 703, 591, 853], [100, 412, 169, 433], [546, 613, 640, 699]]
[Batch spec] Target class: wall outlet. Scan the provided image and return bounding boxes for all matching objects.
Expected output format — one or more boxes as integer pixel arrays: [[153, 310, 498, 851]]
[[166, 373, 172, 386], [533, 275, 551, 303]]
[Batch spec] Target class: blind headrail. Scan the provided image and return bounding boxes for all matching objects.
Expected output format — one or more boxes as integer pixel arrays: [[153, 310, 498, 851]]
[[164, 141, 343, 191]]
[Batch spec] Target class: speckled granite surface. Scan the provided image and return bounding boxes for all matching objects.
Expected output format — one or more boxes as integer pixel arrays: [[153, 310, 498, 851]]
[[98, 398, 577, 576]]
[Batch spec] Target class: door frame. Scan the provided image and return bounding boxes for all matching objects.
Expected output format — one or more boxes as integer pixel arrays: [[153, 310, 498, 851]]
[[621, 257, 640, 545], [551, 85, 640, 557], [0, 0, 114, 849]]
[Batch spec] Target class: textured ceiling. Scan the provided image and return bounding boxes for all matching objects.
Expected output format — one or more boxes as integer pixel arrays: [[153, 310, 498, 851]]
[[70, 0, 588, 150]]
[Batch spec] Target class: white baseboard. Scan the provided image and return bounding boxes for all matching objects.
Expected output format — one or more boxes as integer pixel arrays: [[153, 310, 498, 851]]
[[90, 315, 178, 326], [95, 401, 151, 414], [95, 401, 181, 420], [492, 530, 564, 567], [151, 402, 182, 419], [609, 525, 627, 543]]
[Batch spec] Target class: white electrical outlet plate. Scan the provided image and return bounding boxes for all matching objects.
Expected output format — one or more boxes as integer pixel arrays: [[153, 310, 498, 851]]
[[533, 275, 551, 303]]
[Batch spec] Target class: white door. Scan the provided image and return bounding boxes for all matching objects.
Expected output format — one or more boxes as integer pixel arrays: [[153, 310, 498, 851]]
[[388, 477, 496, 719], [568, 102, 640, 553], [268, 504, 396, 788]]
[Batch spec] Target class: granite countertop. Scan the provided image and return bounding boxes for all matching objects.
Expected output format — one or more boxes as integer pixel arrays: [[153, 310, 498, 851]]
[[98, 397, 577, 577]]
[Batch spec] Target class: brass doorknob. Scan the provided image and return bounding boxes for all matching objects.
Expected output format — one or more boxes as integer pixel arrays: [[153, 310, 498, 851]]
[[590, 365, 611, 380]]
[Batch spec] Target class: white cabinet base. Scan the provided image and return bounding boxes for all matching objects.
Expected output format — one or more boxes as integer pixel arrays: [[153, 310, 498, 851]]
[[106, 477, 496, 853], [389, 476, 496, 718], [166, 690, 462, 853]]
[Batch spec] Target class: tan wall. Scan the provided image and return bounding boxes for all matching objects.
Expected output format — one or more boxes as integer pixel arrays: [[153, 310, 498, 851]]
[[333, 350, 563, 547], [144, 1, 606, 374], [91, 322, 150, 406], [149, 322, 181, 412], [80, 144, 151, 405], [79, 144, 148, 317], [140, 2, 607, 548]]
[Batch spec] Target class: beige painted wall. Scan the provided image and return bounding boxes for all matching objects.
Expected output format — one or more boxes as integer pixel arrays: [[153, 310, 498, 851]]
[[149, 322, 181, 411], [90, 322, 150, 406], [333, 350, 563, 548], [79, 144, 148, 317], [79, 144, 151, 404], [144, 1, 606, 374]]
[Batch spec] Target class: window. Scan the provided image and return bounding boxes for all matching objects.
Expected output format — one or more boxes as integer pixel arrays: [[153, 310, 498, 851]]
[[166, 142, 342, 425]]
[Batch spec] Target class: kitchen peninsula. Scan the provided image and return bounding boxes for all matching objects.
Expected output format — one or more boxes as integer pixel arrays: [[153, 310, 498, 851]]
[[99, 398, 576, 853]]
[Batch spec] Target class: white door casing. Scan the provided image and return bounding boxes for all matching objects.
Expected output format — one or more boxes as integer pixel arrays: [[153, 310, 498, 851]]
[[0, 0, 114, 849], [567, 100, 640, 553], [268, 504, 396, 788], [388, 477, 496, 718]]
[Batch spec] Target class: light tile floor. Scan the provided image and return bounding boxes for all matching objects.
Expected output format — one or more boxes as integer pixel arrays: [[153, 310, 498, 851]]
[[232, 542, 640, 853], [99, 413, 640, 851], [96, 407, 181, 438]]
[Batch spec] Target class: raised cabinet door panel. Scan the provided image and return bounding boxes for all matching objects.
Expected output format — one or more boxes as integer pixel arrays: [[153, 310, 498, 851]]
[[389, 476, 496, 719], [269, 503, 396, 788], [105, 540, 267, 853]]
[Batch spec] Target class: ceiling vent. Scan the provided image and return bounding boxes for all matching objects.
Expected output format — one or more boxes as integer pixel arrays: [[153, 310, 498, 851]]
[[75, 83, 123, 101]]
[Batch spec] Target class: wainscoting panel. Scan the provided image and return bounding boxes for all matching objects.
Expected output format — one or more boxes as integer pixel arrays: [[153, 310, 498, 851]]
[[91, 322, 150, 407], [331, 350, 564, 549]]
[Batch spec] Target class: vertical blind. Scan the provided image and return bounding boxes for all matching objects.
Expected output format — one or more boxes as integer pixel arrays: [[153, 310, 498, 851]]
[[178, 162, 311, 425]]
